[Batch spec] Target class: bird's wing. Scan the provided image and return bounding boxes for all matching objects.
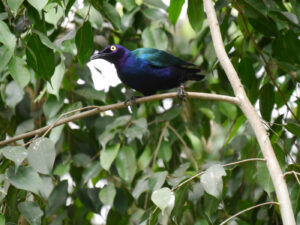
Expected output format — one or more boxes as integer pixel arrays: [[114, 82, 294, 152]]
[[132, 48, 200, 71]]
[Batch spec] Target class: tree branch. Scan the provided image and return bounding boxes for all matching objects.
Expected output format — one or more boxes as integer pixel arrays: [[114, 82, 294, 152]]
[[0, 92, 239, 147], [203, 1, 296, 224], [220, 201, 280, 225]]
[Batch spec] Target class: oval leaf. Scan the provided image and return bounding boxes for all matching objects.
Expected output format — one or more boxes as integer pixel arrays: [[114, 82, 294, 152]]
[[27, 0, 47, 11], [151, 187, 172, 211], [200, 164, 226, 198], [75, 21, 94, 65], [2, 146, 27, 169], [168, 0, 185, 25], [7, 166, 43, 195], [18, 201, 43, 225], [116, 146, 137, 182], [259, 83, 275, 121], [187, 0, 204, 32], [28, 137, 56, 174], [100, 143, 120, 171], [26, 34, 55, 81], [99, 183, 116, 206], [5, 80, 24, 108], [8, 56, 31, 88]]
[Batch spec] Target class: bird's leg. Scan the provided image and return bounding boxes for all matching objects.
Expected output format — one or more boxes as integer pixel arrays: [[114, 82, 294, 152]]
[[177, 83, 187, 101], [124, 95, 139, 113], [124, 95, 137, 106]]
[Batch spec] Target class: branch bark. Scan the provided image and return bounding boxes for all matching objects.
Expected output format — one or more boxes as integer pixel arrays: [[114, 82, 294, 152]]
[[203, 1, 296, 224], [0, 92, 239, 147]]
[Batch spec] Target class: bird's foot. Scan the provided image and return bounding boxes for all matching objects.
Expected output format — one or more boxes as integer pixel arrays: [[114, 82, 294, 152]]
[[177, 84, 187, 101], [124, 96, 138, 112]]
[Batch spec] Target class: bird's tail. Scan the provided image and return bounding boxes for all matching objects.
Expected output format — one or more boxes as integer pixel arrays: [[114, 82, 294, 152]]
[[186, 73, 205, 81], [181, 64, 205, 81]]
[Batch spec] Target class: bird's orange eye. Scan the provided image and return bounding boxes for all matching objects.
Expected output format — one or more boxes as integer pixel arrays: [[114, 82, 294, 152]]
[[110, 45, 117, 51]]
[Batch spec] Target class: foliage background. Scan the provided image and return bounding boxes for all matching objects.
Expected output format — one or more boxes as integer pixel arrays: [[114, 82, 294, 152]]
[[0, 0, 299, 224]]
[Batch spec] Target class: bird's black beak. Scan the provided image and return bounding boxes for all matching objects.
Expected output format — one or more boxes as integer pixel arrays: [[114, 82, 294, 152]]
[[90, 52, 109, 60]]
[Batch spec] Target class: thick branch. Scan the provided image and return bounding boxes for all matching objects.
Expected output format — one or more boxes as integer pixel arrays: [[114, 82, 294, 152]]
[[203, 1, 295, 224], [0, 92, 239, 147]]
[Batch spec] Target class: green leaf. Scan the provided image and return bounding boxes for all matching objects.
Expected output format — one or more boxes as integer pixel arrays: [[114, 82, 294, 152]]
[[27, 138, 56, 175], [132, 177, 149, 199], [53, 160, 71, 176], [75, 21, 94, 65], [46, 62, 65, 99], [27, 0, 47, 11], [5, 80, 24, 108], [238, 57, 258, 103], [151, 187, 172, 211], [142, 27, 168, 50], [137, 145, 152, 170], [18, 202, 43, 225], [116, 146, 137, 182], [106, 115, 131, 131], [168, 0, 184, 25], [143, 0, 168, 10], [44, 3, 64, 26], [291, 182, 300, 214], [225, 116, 246, 145], [43, 96, 64, 120], [0, 20, 16, 49], [200, 164, 226, 198], [285, 122, 300, 137], [99, 183, 116, 206], [125, 118, 148, 142], [100, 143, 120, 171], [218, 101, 237, 120], [0, 213, 5, 225], [0, 45, 14, 73], [26, 34, 55, 81], [77, 188, 102, 213], [49, 125, 65, 144], [8, 56, 31, 88], [45, 180, 68, 216], [99, 2, 121, 30], [1, 146, 27, 170], [158, 141, 172, 163], [7, 166, 43, 195], [80, 161, 102, 185], [7, 0, 24, 12], [187, 0, 204, 32], [142, 7, 167, 21], [149, 171, 168, 191], [118, 0, 136, 11], [199, 107, 215, 120], [256, 159, 274, 196], [98, 130, 117, 150], [259, 83, 274, 122], [75, 87, 106, 102]]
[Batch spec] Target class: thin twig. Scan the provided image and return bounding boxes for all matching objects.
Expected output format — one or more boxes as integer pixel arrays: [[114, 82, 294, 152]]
[[283, 171, 300, 186], [152, 123, 167, 169], [166, 123, 199, 171], [0, 92, 239, 147], [172, 158, 265, 191], [233, 0, 300, 124], [219, 202, 280, 225]]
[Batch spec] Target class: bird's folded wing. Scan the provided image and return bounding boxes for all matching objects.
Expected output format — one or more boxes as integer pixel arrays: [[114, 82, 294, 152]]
[[132, 48, 191, 68]]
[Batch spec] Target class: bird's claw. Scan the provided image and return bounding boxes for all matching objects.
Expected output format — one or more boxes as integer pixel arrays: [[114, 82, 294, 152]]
[[177, 84, 187, 101], [125, 96, 138, 112]]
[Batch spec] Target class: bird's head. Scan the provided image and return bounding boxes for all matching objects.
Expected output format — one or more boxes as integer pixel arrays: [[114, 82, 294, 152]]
[[90, 45, 128, 64]]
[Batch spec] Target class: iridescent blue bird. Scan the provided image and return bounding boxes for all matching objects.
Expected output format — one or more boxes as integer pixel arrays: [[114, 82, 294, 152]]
[[90, 45, 204, 96]]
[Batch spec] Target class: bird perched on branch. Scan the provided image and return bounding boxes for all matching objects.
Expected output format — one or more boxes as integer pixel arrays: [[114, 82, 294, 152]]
[[90, 45, 204, 96]]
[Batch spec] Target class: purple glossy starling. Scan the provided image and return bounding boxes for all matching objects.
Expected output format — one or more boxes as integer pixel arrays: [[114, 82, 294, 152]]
[[90, 45, 204, 96]]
